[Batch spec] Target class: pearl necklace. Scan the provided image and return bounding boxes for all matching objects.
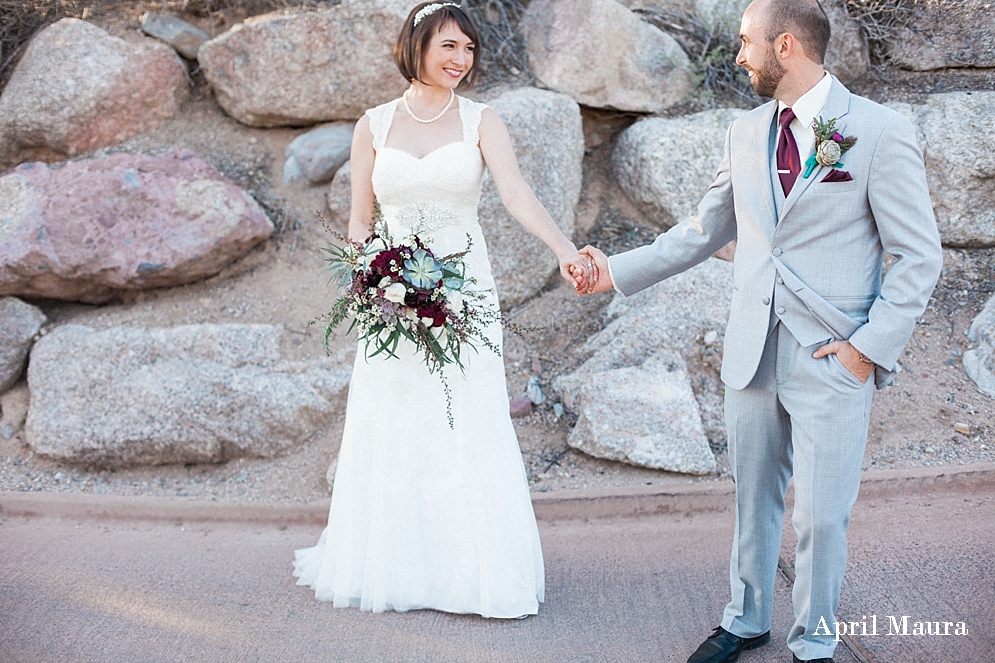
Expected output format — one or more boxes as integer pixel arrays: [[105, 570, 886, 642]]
[[402, 89, 455, 124]]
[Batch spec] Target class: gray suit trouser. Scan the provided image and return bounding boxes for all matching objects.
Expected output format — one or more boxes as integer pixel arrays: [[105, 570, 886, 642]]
[[720, 322, 873, 660]]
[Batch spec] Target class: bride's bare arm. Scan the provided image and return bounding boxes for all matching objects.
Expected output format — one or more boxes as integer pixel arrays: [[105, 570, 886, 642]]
[[348, 114, 377, 242], [478, 108, 588, 290]]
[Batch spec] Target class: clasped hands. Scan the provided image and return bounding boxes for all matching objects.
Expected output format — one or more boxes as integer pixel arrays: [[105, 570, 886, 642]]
[[562, 245, 614, 295]]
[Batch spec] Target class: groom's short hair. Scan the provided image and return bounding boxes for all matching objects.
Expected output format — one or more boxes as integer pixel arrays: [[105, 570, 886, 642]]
[[764, 0, 831, 64]]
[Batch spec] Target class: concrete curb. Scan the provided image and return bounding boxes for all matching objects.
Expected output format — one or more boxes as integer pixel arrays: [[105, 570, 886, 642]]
[[2, 462, 993, 525]]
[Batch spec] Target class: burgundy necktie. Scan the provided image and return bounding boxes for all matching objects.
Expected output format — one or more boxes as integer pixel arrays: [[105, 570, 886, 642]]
[[777, 107, 801, 196]]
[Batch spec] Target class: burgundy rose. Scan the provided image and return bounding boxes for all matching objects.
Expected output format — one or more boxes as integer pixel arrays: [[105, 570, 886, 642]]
[[370, 248, 404, 278], [418, 303, 448, 327]]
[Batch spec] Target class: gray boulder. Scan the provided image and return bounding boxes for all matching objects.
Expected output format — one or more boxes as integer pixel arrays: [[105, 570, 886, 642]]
[[140, 12, 211, 60], [198, 0, 409, 127], [886, 1, 995, 71], [0, 297, 46, 393], [556, 349, 717, 474], [284, 123, 355, 185], [480, 88, 584, 308], [25, 324, 353, 468], [888, 92, 995, 248], [613, 108, 746, 228], [523, 0, 691, 113], [553, 258, 732, 474], [965, 294, 995, 399], [0, 19, 189, 169]]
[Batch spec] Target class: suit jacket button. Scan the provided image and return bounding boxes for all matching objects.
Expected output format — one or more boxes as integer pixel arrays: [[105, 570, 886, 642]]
[[777, 306, 786, 314], [762, 297, 771, 305], [777, 277, 784, 284], [772, 247, 783, 256]]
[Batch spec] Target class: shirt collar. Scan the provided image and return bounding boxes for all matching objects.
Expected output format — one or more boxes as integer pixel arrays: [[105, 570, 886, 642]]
[[778, 72, 832, 128]]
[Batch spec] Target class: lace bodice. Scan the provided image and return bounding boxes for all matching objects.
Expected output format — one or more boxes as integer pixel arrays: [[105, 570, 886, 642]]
[[366, 96, 487, 240]]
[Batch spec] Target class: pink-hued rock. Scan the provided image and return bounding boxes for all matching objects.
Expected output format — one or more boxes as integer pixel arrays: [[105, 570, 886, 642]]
[[0, 19, 189, 169], [510, 396, 533, 419], [0, 149, 274, 303]]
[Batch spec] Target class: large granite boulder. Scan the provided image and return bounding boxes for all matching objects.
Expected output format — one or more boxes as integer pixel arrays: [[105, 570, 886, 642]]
[[26, 324, 353, 467], [0, 149, 274, 303], [613, 108, 746, 228], [556, 348, 717, 474], [965, 294, 995, 399], [523, 0, 691, 113], [887, 92, 995, 248], [480, 88, 584, 308], [0, 19, 189, 170], [198, 0, 409, 127], [140, 12, 211, 60], [283, 122, 355, 185], [553, 258, 732, 474], [886, 1, 995, 71], [0, 297, 46, 393]]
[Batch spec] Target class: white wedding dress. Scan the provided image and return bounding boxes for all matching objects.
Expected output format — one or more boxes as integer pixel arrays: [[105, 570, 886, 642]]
[[293, 96, 545, 618]]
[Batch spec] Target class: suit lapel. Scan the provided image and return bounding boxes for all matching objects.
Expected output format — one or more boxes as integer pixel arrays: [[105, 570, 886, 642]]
[[752, 101, 778, 234], [778, 77, 852, 223]]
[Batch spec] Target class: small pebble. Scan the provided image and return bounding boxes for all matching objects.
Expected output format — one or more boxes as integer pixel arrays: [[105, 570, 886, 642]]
[[509, 396, 532, 418], [525, 376, 545, 405], [954, 423, 970, 435]]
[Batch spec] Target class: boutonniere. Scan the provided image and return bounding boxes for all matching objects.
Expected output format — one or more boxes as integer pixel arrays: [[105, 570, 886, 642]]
[[803, 116, 857, 178]]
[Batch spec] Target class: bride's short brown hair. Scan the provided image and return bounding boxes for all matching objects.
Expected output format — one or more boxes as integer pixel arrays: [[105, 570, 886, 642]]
[[394, 2, 481, 89]]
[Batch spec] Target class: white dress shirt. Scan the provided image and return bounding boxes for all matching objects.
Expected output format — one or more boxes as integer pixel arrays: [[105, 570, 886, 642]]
[[777, 71, 832, 163]]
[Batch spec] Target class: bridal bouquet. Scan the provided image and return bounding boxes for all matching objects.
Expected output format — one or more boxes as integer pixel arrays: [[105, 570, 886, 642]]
[[317, 213, 501, 426]]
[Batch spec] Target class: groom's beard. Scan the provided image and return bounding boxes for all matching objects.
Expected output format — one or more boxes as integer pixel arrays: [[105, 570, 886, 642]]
[[750, 45, 785, 99]]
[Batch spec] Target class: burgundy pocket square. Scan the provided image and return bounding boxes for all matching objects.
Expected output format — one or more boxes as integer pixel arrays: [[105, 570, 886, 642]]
[[821, 169, 853, 183]]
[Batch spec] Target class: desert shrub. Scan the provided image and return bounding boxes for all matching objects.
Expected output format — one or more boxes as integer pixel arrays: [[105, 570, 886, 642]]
[[463, 0, 533, 89], [837, 0, 987, 64], [634, 7, 761, 109]]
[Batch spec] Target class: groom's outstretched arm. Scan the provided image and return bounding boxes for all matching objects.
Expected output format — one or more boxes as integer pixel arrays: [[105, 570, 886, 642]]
[[601, 125, 739, 297]]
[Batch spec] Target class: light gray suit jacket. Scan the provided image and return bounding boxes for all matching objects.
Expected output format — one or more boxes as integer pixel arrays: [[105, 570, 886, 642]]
[[609, 77, 943, 391]]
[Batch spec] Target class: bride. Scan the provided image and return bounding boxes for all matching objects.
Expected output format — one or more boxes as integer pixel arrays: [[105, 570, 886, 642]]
[[293, 2, 591, 618]]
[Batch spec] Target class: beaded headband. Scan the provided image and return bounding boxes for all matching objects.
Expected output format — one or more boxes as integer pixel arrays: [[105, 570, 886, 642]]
[[412, 3, 461, 27]]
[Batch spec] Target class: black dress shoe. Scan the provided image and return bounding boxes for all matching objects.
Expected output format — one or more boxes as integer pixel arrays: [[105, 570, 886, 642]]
[[792, 656, 833, 662], [687, 626, 770, 663]]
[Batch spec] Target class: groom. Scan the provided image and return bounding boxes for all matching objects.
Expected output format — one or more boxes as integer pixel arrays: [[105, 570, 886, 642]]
[[578, 0, 942, 661]]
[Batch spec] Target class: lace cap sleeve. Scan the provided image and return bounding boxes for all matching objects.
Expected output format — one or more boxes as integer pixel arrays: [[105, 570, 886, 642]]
[[365, 99, 398, 152], [459, 96, 487, 146]]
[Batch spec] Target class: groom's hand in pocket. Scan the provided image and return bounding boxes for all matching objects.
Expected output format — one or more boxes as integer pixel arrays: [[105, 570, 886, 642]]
[[578, 245, 614, 295], [813, 340, 875, 383]]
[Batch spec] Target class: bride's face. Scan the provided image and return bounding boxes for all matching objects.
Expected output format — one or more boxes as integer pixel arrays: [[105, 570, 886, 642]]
[[419, 21, 474, 89]]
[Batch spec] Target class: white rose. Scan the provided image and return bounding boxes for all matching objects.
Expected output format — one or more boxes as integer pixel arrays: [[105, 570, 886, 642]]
[[378, 276, 392, 288], [384, 282, 407, 303], [446, 289, 464, 311]]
